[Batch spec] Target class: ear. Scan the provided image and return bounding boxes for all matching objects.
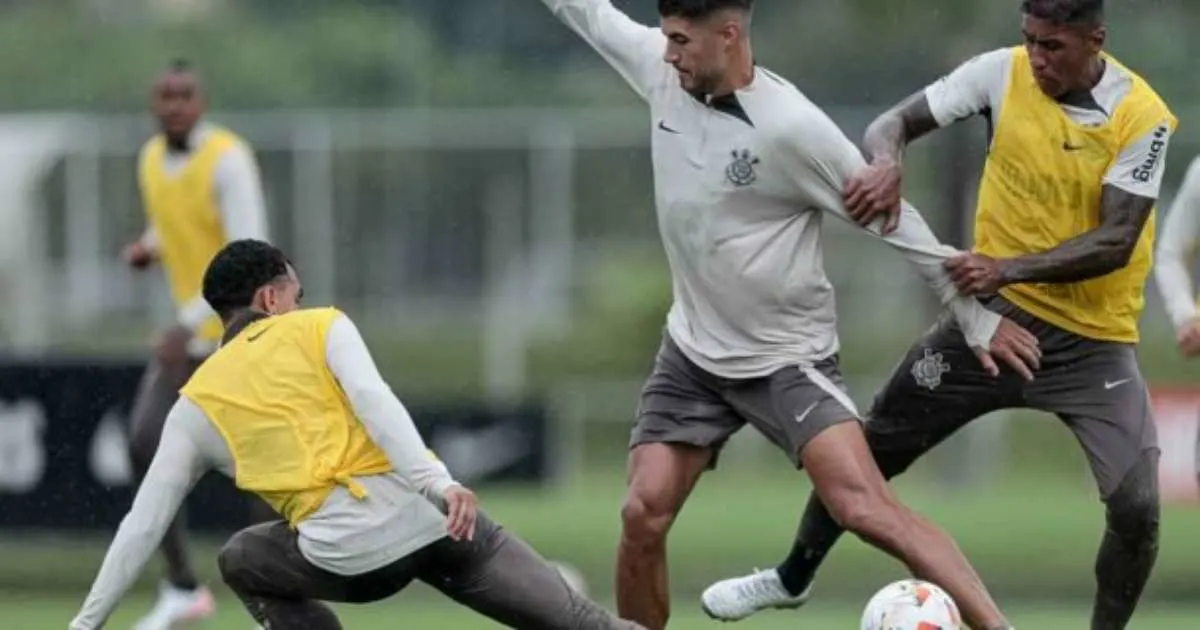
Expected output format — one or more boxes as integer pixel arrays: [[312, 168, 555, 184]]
[[1090, 25, 1106, 51], [250, 284, 274, 313], [718, 18, 741, 45]]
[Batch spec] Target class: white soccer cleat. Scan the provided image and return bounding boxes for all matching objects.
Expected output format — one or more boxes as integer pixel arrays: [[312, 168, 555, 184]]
[[131, 581, 215, 630], [700, 568, 812, 622]]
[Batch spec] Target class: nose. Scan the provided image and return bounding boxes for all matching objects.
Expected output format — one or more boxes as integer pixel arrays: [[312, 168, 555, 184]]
[[1028, 48, 1049, 72]]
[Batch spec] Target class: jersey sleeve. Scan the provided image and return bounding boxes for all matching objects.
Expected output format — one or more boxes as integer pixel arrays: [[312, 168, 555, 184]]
[[541, 0, 668, 100], [213, 142, 270, 243], [1103, 115, 1174, 199], [1154, 155, 1200, 331], [70, 400, 211, 630], [923, 48, 1012, 127], [323, 314, 459, 501], [769, 107, 1001, 349]]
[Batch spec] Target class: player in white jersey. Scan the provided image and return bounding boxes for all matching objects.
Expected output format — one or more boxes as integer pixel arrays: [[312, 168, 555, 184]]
[[1155, 155, 1200, 358], [70, 240, 642, 630], [1154, 154, 1200, 488], [536, 1, 1037, 628]]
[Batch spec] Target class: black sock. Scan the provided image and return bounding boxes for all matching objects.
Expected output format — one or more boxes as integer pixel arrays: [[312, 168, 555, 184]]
[[775, 543, 827, 596], [774, 494, 845, 597], [169, 576, 199, 591]]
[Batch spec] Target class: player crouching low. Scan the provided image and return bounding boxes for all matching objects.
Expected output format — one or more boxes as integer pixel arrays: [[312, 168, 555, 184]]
[[70, 239, 642, 630]]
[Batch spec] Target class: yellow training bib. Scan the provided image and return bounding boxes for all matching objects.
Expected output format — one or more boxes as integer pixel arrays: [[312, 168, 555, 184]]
[[181, 307, 394, 527], [138, 126, 248, 343], [975, 47, 1176, 342]]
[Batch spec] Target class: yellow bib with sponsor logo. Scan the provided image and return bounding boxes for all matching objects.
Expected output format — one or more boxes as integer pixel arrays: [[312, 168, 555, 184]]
[[974, 47, 1175, 342]]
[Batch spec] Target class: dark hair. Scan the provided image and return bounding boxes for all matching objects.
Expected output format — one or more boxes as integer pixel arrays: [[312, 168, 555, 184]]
[[1021, 0, 1103, 25], [202, 239, 292, 319], [658, 0, 753, 19]]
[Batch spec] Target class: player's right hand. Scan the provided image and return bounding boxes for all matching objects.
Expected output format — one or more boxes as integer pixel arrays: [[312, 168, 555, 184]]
[[973, 317, 1040, 380], [121, 241, 155, 270], [844, 158, 903, 234], [443, 484, 478, 542]]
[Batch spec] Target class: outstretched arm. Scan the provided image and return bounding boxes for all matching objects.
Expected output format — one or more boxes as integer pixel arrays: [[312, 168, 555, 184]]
[[539, 0, 668, 100], [773, 106, 1039, 377], [70, 402, 210, 630]]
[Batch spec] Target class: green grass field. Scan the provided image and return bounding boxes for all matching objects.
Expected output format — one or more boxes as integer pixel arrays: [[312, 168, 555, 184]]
[[5, 458, 1200, 628], [6, 591, 1200, 629]]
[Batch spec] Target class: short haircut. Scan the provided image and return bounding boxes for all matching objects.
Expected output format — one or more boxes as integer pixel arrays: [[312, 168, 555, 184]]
[[202, 239, 292, 319], [658, 0, 753, 20], [1021, 0, 1103, 25]]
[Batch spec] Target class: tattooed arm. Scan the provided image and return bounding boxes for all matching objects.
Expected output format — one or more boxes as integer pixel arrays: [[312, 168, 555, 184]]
[[946, 187, 1155, 294], [998, 186, 1155, 284], [859, 92, 942, 166], [847, 49, 1009, 230]]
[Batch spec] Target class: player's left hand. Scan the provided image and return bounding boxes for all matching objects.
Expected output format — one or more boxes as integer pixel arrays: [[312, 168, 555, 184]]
[[155, 324, 192, 366], [443, 484, 478, 541], [1177, 319, 1200, 357], [945, 252, 1007, 295]]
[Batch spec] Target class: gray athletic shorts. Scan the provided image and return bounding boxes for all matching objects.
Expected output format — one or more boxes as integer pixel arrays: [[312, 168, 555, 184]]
[[867, 295, 1158, 499], [630, 334, 860, 468]]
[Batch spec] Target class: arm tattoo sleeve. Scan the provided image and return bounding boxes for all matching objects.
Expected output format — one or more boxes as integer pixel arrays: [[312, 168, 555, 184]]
[[862, 91, 942, 165], [999, 185, 1155, 285]]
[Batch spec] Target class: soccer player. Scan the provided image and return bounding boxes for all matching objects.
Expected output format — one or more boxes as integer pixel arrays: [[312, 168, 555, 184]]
[[702, 2, 1175, 629], [537, 1, 1039, 629], [1154, 155, 1200, 358], [1153, 154, 1200, 485], [120, 59, 270, 630], [70, 239, 643, 630]]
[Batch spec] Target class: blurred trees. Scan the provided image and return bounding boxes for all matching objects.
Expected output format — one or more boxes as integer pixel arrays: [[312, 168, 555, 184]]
[[0, 0, 1194, 111]]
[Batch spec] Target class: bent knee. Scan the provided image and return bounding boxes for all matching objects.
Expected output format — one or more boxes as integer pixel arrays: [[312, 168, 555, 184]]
[[822, 483, 901, 540], [1106, 453, 1161, 541], [619, 492, 679, 547], [217, 533, 255, 590]]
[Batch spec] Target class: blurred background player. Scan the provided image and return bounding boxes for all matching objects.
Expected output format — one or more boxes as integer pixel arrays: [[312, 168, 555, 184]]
[[702, 2, 1176, 629], [1153, 153, 1200, 486], [70, 239, 643, 630], [120, 58, 270, 630]]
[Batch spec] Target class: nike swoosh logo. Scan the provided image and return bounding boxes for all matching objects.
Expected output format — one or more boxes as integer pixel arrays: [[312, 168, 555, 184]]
[[794, 401, 820, 424], [247, 326, 273, 342], [1104, 378, 1133, 390], [1062, 141, 1085, 151], [658, 120, 680, 134]]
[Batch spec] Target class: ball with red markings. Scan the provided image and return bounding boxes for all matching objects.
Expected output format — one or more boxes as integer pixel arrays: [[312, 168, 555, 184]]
[[861, 579, 963, 630]]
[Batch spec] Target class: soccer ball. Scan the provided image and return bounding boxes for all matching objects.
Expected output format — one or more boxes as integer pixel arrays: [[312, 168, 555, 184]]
[[861, 579, 963, 630]]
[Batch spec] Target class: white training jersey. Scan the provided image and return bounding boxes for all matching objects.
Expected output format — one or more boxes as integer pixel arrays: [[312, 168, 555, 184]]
[[923, 47, 1173, 200], [70, 315, 456, 630], [543, 0, 1000, 379], [1154, 155, 1200, 331]]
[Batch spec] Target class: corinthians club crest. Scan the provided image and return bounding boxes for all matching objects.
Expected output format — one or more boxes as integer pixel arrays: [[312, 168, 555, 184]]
[[725, 149, 759, 187], [911, 348, 950, 390]]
